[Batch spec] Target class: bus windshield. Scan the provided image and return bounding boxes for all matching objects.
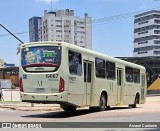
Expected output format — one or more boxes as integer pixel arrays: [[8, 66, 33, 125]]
[[21, 46, 61, 68]]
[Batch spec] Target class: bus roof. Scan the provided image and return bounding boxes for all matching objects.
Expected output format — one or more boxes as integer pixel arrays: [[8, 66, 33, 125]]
[[22, 41, 145, 70]]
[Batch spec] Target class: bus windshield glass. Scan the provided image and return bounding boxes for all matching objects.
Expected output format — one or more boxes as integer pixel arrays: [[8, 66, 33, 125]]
[[21, 46, 61, 68]]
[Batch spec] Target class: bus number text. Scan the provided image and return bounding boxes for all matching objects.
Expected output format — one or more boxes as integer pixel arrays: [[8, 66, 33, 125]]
[[69, 76, 76, 81], [46, 74, 58, 79]]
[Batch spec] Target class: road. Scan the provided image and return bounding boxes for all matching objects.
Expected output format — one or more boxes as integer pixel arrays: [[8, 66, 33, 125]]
[[0, 96, 160, 130]]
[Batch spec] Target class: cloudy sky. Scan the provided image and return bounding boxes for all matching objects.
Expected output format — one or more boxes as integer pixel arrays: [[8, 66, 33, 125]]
[[0, 0, 159, 65]]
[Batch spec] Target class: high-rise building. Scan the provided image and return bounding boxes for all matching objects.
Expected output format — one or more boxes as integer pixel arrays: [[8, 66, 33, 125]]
[[134, 10, 160, 57], [29, 17, 42, 42], [29, 9, 92, 49]]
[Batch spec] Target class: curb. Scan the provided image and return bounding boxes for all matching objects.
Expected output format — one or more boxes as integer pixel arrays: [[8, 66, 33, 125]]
[[147, 94, 160, 97]]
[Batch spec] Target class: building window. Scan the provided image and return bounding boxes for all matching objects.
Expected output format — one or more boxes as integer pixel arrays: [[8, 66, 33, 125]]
[[56, 35, 62, 38], [56, 20, 62, 22], [154, 30, 160, 34], [154, 51, 160, 54], [95, 58, 105, 78], [154, 40, 160, 44], [155, 19, 160, 24], [56, 25, 62, 28], [138, 41, 148, 45], [138, 31, 148, 35], [138, 21, 148, 25], [68, 51, 82, 75], [137, 51, 148, 54], [64, 25, 69, 28], [56, 30, 62, 32]]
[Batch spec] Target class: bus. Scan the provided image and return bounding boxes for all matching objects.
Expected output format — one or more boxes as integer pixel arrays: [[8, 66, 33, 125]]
[[19, 41, 146, 111]]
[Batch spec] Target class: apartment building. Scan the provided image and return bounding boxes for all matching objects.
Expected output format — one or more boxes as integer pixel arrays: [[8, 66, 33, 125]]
[[29, 17, 42, 42], [134, 10, 160, 57], [29, 9, 92, 49]]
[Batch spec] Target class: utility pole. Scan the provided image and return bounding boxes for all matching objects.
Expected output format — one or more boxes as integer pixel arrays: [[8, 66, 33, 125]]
[[0, 24, 24, 44]]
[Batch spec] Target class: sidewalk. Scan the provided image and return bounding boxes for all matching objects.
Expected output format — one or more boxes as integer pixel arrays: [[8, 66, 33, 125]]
[[0, 89, 62, 112], [0, 101, 61, 111]]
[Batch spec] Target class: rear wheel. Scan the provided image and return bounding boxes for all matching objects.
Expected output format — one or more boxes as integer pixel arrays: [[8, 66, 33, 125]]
[[61, 105, 77, 111], [99, 93, 107, 111], [129, 95, 139, 108]]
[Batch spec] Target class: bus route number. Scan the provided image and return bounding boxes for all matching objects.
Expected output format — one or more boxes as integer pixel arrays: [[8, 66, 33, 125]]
[[46, 74, 58, 79]]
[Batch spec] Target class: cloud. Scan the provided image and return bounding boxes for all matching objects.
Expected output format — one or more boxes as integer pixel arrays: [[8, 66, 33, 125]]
[[35, 0, 58, 3]]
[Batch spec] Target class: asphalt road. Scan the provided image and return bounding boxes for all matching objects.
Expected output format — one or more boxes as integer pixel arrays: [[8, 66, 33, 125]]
[[0, 96, 160, 130]]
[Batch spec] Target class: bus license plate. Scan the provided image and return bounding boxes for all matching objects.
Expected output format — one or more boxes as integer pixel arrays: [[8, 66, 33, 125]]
[[36, 88, 45, 92]]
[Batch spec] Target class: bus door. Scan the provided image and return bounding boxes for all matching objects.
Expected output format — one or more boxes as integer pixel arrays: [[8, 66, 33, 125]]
[[117, 68, 123, 104], [83, 61, 92, 105]]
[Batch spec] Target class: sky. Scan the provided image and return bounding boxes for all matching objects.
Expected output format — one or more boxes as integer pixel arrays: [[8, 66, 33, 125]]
[[0, 0, 160, 65]]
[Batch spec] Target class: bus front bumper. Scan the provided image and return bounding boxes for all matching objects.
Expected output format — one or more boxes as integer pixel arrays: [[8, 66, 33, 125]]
[[20, 91, 68, 104]]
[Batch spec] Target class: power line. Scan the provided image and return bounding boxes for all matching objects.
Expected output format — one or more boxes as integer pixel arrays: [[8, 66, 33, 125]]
[[92, 7, 160, 24], [0, 31, 28, 37], [1, 7, 160, 37]]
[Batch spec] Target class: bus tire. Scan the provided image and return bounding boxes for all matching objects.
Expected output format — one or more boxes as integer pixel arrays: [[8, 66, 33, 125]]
[[129, 95, 139, 108], [99, 93, 107, 111], [61, 105, 77, 111]]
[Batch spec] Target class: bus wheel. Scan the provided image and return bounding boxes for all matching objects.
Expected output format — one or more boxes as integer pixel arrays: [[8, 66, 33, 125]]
[[99, 93, 107, 111], [61, 105, 77, 111], [129, 96, 138, 108]]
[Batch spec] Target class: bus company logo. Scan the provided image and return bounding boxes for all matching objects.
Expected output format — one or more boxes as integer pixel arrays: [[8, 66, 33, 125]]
[[2, 123, 11, 128], [37, 80, 43, 87]]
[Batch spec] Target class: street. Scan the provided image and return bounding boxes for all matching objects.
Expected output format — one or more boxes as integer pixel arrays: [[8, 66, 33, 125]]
[[0, 96, 160, 122], [0, 96, 160, 131]]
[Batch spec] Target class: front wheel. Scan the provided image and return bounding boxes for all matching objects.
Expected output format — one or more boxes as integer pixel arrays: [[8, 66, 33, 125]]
[[99, 94, 107, 111]]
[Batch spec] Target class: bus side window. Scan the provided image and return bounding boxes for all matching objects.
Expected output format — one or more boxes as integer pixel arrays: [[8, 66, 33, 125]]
[[68, 50, 82, 75], [125, 67, 133, 82], [133, 69, 140, 83], [95, 58, 105, 78]]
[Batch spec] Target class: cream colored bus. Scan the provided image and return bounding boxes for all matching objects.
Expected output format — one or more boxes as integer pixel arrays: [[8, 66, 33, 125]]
[[19, 41, 146, 111]]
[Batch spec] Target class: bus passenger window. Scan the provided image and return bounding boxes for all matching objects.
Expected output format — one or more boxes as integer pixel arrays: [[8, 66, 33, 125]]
[[68, 51, 82, 75], [95, 58, 105, 78], [106, 61, 115, 79], [133, 69, 140, 83], [125, 67, 133, 82]]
